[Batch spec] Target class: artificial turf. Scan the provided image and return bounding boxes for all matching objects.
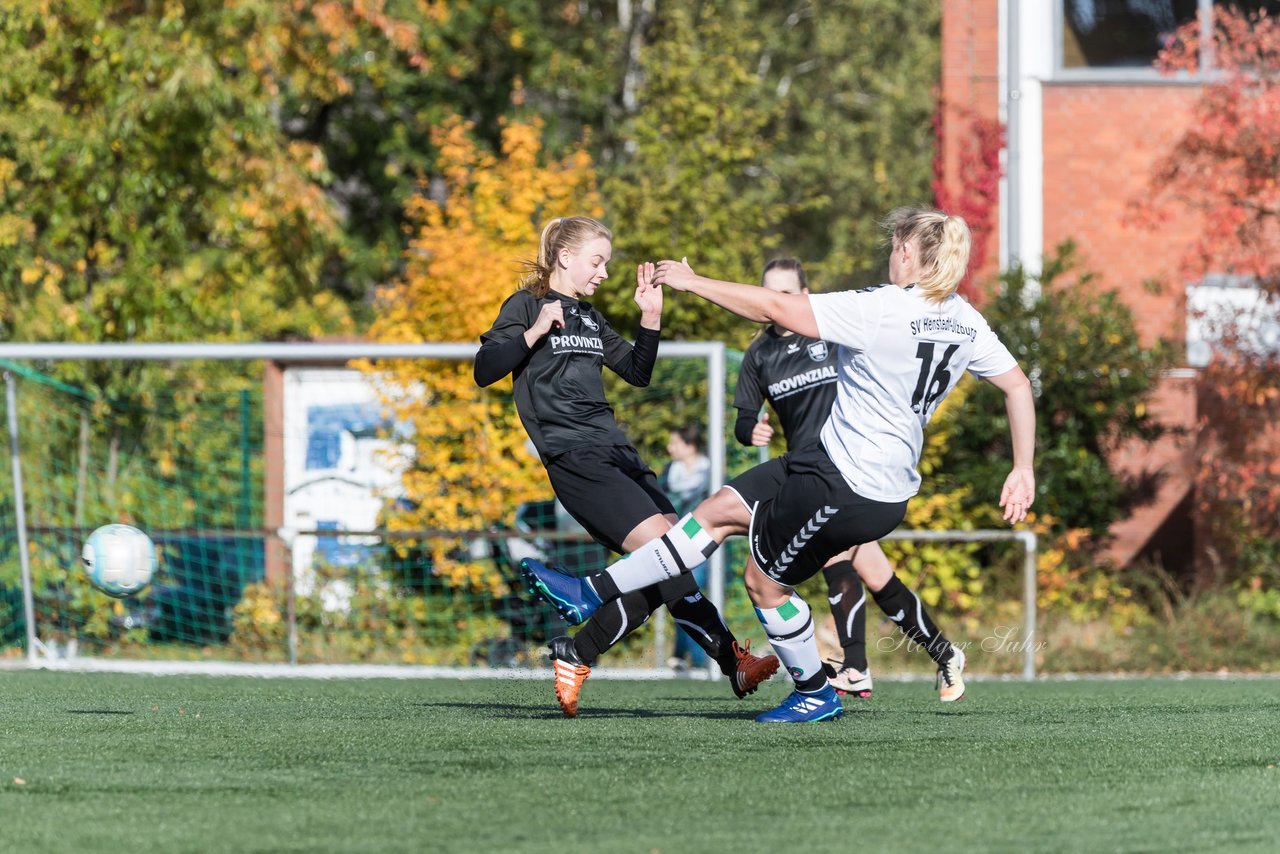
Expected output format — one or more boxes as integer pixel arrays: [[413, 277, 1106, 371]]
[[1, 670, 1277, 853]]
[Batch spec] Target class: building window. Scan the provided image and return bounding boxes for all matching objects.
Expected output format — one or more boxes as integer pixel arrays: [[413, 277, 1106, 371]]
[[1059, 0, 1280, 76], [1185, 276, 1280, 367], [1062, 0, 1198, 69]]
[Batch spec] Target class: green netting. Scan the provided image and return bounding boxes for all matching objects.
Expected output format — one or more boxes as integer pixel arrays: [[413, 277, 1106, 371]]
[[0, 360, 265, 658], [0, 351, 763, 667]]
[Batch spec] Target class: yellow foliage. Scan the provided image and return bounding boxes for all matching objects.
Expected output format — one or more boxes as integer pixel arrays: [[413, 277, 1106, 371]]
[[365, 116, 601, 586], [230, 582, 287, 653]]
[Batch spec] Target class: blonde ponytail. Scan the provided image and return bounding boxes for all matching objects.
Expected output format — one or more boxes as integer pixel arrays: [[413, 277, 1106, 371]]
[[883, 208, 972, 303]]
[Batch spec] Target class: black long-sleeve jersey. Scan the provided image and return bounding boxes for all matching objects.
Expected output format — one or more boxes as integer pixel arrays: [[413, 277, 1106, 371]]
[[733, 325, 839, 451], [475, 288, 659, 462]]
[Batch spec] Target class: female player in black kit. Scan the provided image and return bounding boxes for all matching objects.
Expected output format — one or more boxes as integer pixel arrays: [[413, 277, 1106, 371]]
[[474, 216, 778, 717]]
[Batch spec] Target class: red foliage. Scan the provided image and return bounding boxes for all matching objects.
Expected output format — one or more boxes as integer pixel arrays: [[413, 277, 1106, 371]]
[[932, 99, 1005, 300], [1192, 352, 1280, 580], [1136, 7, 1280, 293], [1136, 7, 1280, 581]]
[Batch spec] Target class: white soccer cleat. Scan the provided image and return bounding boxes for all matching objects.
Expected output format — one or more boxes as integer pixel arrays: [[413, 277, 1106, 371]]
[[936, 644, 966, 702], [828, 665, 873, 699]]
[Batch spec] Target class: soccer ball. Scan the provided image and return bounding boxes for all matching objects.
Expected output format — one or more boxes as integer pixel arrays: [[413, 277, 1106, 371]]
[[82, 524, 156, 598]]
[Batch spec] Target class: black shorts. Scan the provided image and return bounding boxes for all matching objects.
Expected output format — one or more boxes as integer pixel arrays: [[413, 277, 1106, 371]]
[[724, 443, 907, 587], [545, 444, 675, 555]]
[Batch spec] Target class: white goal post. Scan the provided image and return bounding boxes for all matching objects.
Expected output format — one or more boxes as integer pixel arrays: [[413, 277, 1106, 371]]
[[0, 342, 1038, 679]]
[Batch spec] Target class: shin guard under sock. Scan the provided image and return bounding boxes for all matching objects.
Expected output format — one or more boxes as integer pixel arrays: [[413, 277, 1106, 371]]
[[571, 589, 656, 665], [659, 573, 737, 675], [755, 594, 826, 693], [589, 514, 719, 597]]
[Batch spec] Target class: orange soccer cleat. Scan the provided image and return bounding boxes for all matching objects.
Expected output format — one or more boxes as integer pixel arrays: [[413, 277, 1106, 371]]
[[730, 640, 780, 699], [548, 636, 591, 718]]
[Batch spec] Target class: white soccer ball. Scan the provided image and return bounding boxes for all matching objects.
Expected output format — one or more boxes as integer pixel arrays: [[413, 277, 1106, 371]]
[[82, 524, 156, 598]]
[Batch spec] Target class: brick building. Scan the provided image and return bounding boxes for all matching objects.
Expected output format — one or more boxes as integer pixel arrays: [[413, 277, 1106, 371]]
[[937, 1, 1278, 569]]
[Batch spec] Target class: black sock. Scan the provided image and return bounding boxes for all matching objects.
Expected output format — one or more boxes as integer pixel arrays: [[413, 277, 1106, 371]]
[[571, 589, 656, 665], [587, 571, 621, 602], [871, 574, 953, 665], [796, 672, 830, 693], [823, 560, 868, 671], [658, 573, 740, 677]]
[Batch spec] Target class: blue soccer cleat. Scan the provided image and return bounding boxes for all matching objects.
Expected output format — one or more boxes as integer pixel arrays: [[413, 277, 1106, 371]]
[[519, 558, 602, 625], [755, 683, 844, 724]]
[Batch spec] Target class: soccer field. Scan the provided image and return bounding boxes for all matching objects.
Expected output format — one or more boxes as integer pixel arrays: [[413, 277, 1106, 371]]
[[2, 671, 1277, 853]]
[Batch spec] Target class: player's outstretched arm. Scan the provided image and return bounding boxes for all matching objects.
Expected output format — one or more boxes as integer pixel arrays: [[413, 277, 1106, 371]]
[[604, 262, 662, 387], [655, 258, 820, 339], [985, 366, 1036, 523]]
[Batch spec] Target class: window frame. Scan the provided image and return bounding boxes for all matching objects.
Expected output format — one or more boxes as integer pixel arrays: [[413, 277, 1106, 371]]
[[1185, 275, 1280, 367], [1054, 0, 1214, 82]]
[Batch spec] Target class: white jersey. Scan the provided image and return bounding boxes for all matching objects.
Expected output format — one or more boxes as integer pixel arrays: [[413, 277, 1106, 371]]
[[809, 284, 1018, 502]]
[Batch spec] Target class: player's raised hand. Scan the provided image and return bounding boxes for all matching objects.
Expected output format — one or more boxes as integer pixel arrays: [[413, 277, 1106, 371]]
[[751, 411, 774, 447], [654, 257, 697, 291], [634, 261, 662, 318], [999, 466, 1035, 524]]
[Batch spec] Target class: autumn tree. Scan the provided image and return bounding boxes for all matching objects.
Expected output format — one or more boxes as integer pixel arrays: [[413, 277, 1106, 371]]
[[266, 1, 944, 328], [366, 116, 600, 590], [0, 1, 419, 520], [281, 0, 594, 305], [1138, 7, 1280, 586], [755, 0, 942, 292], [0, 2, 430, 354], [592, 0, 782, 346], [585, 0, 941, 335]]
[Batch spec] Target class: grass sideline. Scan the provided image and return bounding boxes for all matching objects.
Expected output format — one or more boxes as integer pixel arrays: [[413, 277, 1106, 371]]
[[2, 672, 1278, 853]]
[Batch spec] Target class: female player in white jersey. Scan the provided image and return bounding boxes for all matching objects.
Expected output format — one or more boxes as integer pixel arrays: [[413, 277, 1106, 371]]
[[522, 209, 1035, 723], [738, 257, 966, 700], [735, 258, 875, 696], [475, 216, 778, 718]]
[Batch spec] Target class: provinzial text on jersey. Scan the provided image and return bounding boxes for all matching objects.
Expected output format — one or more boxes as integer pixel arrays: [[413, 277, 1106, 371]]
[[909, 316, 977, 340], [767, 366, 838, 399], [550, 334, 604, 350]]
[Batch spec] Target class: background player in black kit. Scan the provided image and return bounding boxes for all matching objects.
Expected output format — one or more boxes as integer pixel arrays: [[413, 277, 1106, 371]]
[[474, 216, 778, 717]]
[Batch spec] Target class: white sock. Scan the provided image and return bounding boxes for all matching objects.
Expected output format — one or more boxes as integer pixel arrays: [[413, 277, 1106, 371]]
[[755, 594, 824, 688], [606, 514, 719, 594]]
